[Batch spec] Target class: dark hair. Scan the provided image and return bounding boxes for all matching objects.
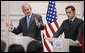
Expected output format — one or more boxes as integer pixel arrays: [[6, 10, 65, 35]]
[[26, 40, 43, 52], [8, 44, 24, 52], [65, 6, 75, 12], [1, 40, 6, 52]]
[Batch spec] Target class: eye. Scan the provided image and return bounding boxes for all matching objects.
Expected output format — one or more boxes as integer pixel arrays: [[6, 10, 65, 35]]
[[27, 9, 29, 10]]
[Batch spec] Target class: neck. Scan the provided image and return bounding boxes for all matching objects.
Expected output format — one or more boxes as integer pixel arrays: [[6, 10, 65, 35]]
[[69, 17, 76, 21]]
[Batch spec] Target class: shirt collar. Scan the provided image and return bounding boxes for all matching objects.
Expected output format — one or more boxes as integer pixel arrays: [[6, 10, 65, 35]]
[[69, 17, 76, 22], [27, 13, 32, 18]]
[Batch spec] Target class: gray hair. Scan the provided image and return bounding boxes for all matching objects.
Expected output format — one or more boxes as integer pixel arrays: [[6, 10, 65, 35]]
[[22, 3, 32, 9]]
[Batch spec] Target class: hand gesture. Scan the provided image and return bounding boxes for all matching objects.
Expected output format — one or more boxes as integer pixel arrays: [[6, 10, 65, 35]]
[[35, 18, 39, 26], [6, 21, 13, 29]]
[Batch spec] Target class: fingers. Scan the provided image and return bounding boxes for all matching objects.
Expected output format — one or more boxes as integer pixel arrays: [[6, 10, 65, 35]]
[[11, 20, 13, 24], [35, 17, 39, 26], [6, 21, 13, 29], [75, 40, 80, 46], [35, 17, 38, 22], [10, 21, 13, 26]]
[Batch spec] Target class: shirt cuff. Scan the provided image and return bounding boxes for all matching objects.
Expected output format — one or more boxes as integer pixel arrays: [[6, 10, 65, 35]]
[[38, 23, 40, 28], [11, 27, 14, 31]]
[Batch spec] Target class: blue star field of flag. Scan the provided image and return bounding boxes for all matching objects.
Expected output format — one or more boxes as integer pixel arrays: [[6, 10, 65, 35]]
[[46, 1, 58, 25]]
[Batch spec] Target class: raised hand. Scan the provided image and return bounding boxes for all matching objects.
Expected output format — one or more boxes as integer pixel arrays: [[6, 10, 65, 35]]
[[35, 17, 39, 26], [6, 21, 13, 29]]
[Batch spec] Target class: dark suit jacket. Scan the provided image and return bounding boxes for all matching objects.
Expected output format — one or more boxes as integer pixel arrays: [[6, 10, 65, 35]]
[[53, 17, 83, 43], [11, 13, 44, 41]]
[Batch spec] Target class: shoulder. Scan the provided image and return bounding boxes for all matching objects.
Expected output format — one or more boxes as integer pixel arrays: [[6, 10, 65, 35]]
[[75, 17, 84, 23], [19, 16, 26, 22], [32, 13, 42, 17], [63, 19, 69, 23]]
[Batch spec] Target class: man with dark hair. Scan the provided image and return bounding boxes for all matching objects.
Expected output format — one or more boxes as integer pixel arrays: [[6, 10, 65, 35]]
[[8, 44, 24, 52], [53, 5, 83, 46], [1, 40, 6, 52], [65, 6, 75, 12], [26, 40, 43, 52]]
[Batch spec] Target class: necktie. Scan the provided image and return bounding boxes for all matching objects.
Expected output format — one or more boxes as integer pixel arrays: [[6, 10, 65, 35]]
[[69, 20, 73, 25], [27, 16, 30, 28]]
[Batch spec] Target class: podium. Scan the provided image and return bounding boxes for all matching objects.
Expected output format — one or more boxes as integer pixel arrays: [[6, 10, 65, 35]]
[[45, 38, 80, 52], [1, 35, 36, 52]]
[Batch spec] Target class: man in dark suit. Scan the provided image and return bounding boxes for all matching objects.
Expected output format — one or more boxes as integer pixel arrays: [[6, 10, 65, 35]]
[[6, 3, 44, 41], [53, 6, 83, 46]]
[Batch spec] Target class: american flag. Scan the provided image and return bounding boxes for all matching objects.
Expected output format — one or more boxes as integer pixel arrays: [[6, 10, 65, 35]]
[[42, 1, 59, 52]]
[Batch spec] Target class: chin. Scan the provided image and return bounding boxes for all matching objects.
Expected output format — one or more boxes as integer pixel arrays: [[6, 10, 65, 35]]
[[27, 14, 30, 16], [26, 15, 30, 16]]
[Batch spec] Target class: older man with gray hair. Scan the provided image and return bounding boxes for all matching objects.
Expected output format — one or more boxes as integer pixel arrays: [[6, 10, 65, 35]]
[[6, 3, 44, 42]]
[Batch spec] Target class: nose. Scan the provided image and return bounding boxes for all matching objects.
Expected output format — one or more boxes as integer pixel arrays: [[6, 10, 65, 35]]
[[24, 11, 29, 14], [67, 13, 70, 16]]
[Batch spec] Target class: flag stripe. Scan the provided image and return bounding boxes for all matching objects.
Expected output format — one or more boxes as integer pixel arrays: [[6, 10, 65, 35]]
[[49, 24, 55, 35], [43, 28, 53, 46], [45, 38, 53, 52], [43, 34, 52, 52], [43, 30, 47, 38], [44, 25, 50, 37], [43, 30, 53, 52], [42, 35, 48, 52], [51, 22, 58, 33], [54, 21, 59, 29], [46, 23, 53, 37], [43, 38, 53, 52], [43, 23, 56, 52]]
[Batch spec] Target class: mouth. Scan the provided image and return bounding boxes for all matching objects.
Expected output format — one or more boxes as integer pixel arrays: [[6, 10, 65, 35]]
[[68, 16, 71, 18], [25, 13, 30, 16]]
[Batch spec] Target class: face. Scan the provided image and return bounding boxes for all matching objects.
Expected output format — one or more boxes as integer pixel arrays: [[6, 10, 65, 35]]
[[22, 5, 32, 16], [66, 8, 75, 19]]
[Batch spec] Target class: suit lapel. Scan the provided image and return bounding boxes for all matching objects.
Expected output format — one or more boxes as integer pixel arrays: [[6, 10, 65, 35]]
[[24, 17, 27, 29], [21, 17, 27, 30], [27, 14, 35, 29], [67, 20, 72, 32], [70, 17, 77, 27], [68, 17, 77, 32]]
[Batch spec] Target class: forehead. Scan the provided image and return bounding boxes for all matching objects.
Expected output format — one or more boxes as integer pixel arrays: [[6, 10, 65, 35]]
[[66, 8, 72, 11]]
